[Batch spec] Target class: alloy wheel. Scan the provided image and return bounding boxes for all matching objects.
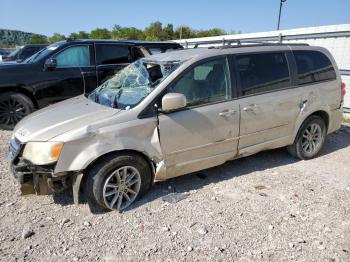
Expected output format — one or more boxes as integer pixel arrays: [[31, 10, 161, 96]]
[[102, 166, 141, 211], [0, 97, 28, 128], [301, 123, 323, 154]]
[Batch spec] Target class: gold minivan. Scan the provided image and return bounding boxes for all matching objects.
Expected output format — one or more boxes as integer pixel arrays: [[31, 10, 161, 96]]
[[8, 44, 345, 212]]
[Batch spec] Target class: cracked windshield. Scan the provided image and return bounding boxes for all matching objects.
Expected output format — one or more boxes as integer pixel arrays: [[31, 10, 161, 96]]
[[89, 58, 182, 109]]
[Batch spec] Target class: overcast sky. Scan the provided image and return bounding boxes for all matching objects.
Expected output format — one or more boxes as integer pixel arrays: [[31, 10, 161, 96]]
[[1, 0, 349, 36]]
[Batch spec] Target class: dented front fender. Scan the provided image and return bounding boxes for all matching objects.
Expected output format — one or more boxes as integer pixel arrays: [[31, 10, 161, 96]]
[[54, 117, 163, 173]]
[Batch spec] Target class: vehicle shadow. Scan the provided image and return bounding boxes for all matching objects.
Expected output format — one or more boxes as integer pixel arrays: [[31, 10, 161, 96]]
[[52, 125, 350, 213]]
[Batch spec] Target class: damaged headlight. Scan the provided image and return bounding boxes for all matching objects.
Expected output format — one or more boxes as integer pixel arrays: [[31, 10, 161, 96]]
[[23, 142, 63, 165]]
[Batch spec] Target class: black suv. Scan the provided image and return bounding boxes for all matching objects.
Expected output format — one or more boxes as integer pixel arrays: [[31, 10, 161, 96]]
[[2, 44, 47, 62], [0, 39, 182, 129]]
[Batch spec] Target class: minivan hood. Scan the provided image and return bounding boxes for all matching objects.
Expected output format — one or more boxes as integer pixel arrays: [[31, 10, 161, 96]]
[[14, 95, 119, 142]]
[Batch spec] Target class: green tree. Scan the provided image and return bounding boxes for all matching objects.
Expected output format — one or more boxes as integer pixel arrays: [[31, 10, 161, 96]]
[[196, 28, 227, 38], [161, 24, 174, 40], [144, 21, 163, 41], [48, 33, 66, 43], [30, 34, 48, 44], [89, 28, 111, 39], [111, 25, 144, 40], [68, 31, 90, 39], [174, 26, 196, 39], [206, 28, 226, 37]]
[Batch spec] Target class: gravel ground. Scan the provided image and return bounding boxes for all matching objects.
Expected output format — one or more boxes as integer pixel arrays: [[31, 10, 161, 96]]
[[0, 126, 350, 262]]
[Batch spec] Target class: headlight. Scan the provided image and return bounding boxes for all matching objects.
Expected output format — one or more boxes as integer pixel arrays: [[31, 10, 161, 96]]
[[23, 142, 63, 165]]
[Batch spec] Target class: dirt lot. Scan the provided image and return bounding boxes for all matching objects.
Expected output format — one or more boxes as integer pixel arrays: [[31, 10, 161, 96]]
[[0, 125, 350, 262]]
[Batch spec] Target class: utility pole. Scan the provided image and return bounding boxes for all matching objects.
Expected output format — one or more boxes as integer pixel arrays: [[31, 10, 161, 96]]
[[277, 0, 287, 30]]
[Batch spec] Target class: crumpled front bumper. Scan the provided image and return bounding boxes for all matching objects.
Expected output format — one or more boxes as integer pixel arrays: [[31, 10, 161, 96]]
[[8, 137, 82, 203], [10, 157, 56, 195], [8, 136, 58, 195]]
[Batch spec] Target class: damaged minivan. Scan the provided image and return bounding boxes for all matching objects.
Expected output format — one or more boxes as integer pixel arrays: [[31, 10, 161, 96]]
[[8, 44, 345, 212]]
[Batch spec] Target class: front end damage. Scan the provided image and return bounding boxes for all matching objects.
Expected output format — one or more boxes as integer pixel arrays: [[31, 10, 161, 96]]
[[9, 137, 77, 197], [10, 157, 75, 196]]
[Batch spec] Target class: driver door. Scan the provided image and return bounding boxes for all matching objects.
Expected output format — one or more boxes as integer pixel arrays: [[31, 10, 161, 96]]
[[158, 57, 240, 178], [36, 44, 96, 105]]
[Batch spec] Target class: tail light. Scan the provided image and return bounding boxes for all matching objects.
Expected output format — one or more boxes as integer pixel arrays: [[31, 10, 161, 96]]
[[341, 82, 346, 100]]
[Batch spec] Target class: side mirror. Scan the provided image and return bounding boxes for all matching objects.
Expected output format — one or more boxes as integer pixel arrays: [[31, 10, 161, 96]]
[[161, 93, 187, 112], [44, 58, 57, 70]]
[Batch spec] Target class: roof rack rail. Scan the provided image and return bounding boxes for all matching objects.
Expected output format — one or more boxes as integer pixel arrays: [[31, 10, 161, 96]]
[[187, 38, 309, 49], [209, 41, 310, 49]]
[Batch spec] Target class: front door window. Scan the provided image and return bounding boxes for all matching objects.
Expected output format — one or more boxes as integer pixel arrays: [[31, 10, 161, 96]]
[[170, 58, 231, 106], [55, 46, 90, 67]]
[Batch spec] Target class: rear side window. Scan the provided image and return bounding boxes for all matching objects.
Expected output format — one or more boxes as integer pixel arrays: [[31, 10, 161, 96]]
[[236, 52, 290, 96], [96, 44, 131, 65], [293, 50, 336, 85]]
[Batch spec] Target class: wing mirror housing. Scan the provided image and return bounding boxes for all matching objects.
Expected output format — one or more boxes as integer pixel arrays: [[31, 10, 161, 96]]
[[44, 58, 57, 70], [161, 93, 187, 112]]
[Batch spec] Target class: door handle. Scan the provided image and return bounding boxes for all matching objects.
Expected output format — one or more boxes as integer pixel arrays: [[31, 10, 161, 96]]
[[219, 109, 236, 117], [243, 104, 257, 112]]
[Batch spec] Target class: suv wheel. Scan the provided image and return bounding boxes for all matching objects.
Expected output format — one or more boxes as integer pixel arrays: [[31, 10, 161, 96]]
[[84, 153, 152, 212], [0, 92, 34, 130], [287, 115, 326, 160]]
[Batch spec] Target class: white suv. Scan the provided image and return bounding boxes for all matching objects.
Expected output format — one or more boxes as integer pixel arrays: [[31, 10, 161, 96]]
[[8, 44, 345, 212]]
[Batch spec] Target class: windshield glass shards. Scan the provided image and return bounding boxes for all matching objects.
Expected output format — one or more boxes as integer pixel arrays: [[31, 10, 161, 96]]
[[89, 58, 182, 110]]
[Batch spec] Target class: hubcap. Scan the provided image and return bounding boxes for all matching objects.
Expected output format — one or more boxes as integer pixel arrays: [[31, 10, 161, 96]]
[[102, 166, 141, 211], [301, 123, 322, 154], [0, 97, 28, 128]]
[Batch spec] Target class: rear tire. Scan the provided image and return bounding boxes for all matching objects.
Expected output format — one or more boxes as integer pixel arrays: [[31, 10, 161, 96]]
[[0, 92, 34, 130], [287, 115, 326, 160], [84, 153, 152, 213]]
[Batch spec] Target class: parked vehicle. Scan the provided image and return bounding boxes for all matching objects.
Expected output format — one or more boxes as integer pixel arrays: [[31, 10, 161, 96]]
[[1, 44, 47, 62], [0, 48, 10, 62], [0, 48, 11, 61], [8, 44, 345, 212], [0, 39, 183, 130]]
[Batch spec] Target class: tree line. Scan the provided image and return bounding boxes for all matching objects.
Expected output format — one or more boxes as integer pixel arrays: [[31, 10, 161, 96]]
[[31, 21, 239, 44]]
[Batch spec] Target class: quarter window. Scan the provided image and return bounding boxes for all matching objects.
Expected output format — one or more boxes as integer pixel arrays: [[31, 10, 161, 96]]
[[55, 45, 89, 67], [293, 50, 336, 85], [96, 44, 131, 65], [237, 52, 290, 96], [170, 58, 231, 106]]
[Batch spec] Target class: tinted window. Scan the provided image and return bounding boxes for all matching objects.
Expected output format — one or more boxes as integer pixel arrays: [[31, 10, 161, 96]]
[[20, 47, 41, 59], [293, 50, 336, 85], [170, 58, 231, 106], [237, 52, 290, 96], [55, 45, 89, 67], [96, 44, 131, 65]]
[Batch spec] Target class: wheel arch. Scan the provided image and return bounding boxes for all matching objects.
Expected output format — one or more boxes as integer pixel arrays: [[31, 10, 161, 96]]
[[292, 109, 330, 144], [0, 86, 39, 109], [310, 110, 329, 131], [79, 149, 156, 194]]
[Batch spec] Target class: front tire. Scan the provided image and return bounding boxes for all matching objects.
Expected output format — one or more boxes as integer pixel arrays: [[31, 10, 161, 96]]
[[0, 92, 34, 130], [287, 115, 326, 160], [84, 153, 152, 212]]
